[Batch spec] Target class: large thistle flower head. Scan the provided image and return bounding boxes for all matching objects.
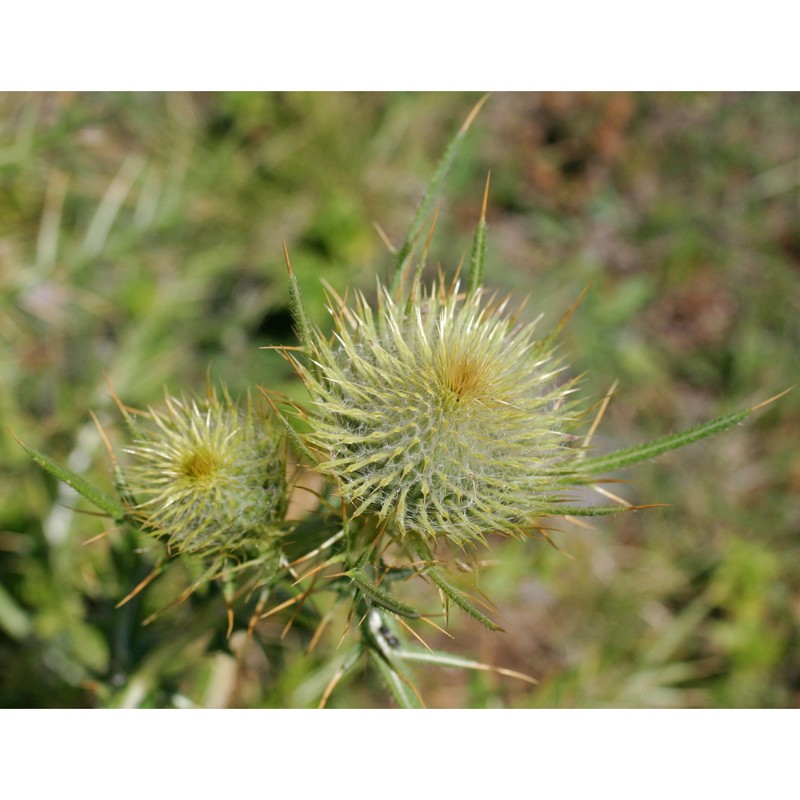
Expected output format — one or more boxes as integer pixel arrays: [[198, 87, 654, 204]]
[[123, 388, 286, 556], [289, 276, 584, 548]]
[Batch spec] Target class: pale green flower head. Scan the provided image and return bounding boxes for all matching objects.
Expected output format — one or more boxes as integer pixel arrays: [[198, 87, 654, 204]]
[[292, 277, 583, 548], [123, 388, 286, 556]]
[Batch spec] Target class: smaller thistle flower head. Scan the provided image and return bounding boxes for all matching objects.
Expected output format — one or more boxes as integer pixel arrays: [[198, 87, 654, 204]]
[[290, 277, 584, 548], [123, 388, 286, 556]]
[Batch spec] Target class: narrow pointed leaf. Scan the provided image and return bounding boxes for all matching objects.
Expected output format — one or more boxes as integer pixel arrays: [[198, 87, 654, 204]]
[[466, 172, 490, 295], [258, 388, 318, 466], [425, 566, 502, 631], [578, 406, 753, 475], [349, 568, 421, 619], [14, 434, 125, 521], [389, 95, 488, 295], [276, 409, 317, 466], [317, 646, 363, 709], [395, 647, 538, 685], [467, 217, 487, 296], [284, 242, 314, 355], [367, 647, 423, 708], [538, 504, 630, 518]]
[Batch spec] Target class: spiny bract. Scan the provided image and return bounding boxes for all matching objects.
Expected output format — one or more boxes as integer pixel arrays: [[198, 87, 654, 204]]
[[292, 278, 585, 548], [123, 389, 286, 555]]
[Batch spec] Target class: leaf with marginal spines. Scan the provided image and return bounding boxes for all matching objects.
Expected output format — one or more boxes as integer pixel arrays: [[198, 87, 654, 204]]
[[577, 391, 791, 476], [348, 567, 421, 619], [388, 95, 489, 296], [12, 432, 126, 522], [423, 563, 503, 632]]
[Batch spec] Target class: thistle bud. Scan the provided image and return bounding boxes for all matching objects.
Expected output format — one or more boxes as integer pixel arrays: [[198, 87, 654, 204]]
[[123, 388, 286, 556], [291, 279, 582, 548]]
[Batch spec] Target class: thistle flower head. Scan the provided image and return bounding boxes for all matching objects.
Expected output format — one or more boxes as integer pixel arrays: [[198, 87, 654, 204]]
[[291, 278, 583, 548], [123, 388, 286, 556]]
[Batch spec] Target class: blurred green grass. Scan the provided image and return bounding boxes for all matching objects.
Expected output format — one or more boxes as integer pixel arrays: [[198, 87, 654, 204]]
[[1, 92, 798, 708]]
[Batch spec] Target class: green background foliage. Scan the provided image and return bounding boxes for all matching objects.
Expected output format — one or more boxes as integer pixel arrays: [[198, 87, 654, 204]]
[[2, 92, 798, 707]]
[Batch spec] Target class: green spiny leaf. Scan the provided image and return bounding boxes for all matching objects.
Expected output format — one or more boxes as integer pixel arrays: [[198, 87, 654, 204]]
[[283, 241, 314, 355], [389, 95, 488, 295], [13, 432, 126, 521], [349, 568, 421, 619], [425, 566, 503, 631], [466, 172, 490, 295], [578, 406, 754, 476], [538, 504, 631, 518], [258, 389, 319, 466]]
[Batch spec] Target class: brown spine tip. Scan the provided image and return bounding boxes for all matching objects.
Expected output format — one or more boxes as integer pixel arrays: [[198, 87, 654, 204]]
[[459, 93, 490, 135], [749, 387, 793, 413], [480, 170, 491, 222], [282, 239, 293, 275]]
